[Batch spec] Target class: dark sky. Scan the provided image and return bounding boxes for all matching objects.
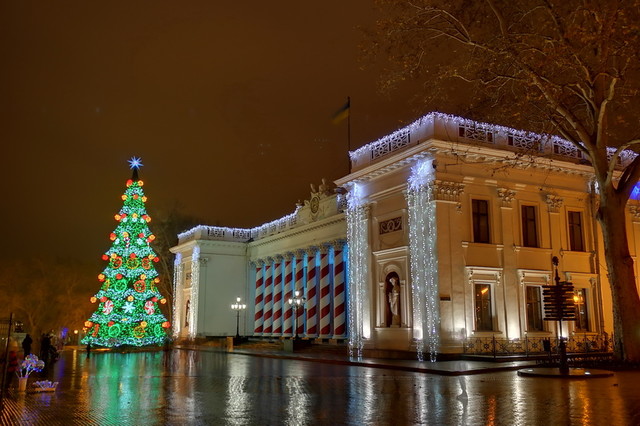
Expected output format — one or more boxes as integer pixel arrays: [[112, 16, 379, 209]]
[[0, 1, 422, 263]]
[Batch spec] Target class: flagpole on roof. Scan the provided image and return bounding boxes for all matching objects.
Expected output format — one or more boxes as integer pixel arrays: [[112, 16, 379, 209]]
[[347, 96, 351, 174]]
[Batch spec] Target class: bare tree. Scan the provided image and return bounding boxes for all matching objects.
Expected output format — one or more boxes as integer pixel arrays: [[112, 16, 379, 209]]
[[0, 259, 95, 338], [149, 203, 203, 323], [366, 0, 640, 361]]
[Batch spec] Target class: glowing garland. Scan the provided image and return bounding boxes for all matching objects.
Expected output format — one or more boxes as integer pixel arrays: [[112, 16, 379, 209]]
[[178, 206, 302, 243], [349, 111, 637, 165], [346, 181, 368, 359], [407, 158, 440, 362], [82, 159, 171, 348]]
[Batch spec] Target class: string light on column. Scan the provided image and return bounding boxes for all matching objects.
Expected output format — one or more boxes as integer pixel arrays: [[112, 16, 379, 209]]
[[346, 181, 368, 359], [172, 252, 182, 338], [190, 245, 201, 339], [407, 157, 440, 362]]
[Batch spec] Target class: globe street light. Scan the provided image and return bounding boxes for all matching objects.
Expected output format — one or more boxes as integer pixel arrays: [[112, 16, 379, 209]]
[[231, 297, 246, 339], [287, 290, 306, 340]]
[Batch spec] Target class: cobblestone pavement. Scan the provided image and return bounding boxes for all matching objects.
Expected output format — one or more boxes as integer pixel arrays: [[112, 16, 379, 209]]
[[1, 348, 639, 425]]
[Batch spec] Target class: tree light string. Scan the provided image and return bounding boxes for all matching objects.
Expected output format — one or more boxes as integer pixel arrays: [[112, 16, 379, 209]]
[[407, 157, 440, 362]]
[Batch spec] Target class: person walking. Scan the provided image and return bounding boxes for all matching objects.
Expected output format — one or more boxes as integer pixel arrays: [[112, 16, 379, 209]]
[[22, 334, 32, 356]]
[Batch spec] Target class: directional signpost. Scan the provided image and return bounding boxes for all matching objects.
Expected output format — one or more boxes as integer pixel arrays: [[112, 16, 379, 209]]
[[543, 256, 576, 374]]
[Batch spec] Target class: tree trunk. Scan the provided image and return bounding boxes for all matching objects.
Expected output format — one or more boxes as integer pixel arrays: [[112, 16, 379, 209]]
[[598, 193, 640, 362]]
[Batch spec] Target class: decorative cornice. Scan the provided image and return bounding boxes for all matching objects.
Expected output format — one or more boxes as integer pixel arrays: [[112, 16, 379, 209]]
[[545, 194, 564, 213], [497, 187, 517, 207], [431, 180, 465, 203]]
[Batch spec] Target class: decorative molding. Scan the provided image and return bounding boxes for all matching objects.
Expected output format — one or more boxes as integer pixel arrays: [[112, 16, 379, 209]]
[[629, 205, 640, 223], [545, 194, 564, 213], [431, 180, 465, 203], [379, 216, 403, 235], [497, 187, 516, 207]]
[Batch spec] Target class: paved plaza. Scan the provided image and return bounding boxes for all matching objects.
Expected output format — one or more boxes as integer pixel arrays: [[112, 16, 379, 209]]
[[1, 348, 640, 425]]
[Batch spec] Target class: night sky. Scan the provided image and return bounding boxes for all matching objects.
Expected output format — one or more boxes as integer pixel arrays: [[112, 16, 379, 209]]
[[1, 1, 423, 263]]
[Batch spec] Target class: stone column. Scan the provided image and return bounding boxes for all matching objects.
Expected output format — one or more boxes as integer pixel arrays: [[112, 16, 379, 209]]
[[306, 248, 319, 338], [282, 253, 294, 337], [271, 256, 284, 336], [318, 244, 333, 339], [252, 260, 265, 336], [262, 259, 274, 335], [332, 240, 347, 339]]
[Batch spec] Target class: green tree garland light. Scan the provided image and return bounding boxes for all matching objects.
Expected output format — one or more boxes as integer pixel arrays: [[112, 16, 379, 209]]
[[81, 157, 171, 347]]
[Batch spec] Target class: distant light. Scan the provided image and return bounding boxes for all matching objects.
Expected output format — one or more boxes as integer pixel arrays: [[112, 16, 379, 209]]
[[128, 156, 143, 170]]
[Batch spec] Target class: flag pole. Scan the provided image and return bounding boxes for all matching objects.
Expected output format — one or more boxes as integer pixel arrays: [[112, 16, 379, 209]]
[[347, 96, 351, 174]]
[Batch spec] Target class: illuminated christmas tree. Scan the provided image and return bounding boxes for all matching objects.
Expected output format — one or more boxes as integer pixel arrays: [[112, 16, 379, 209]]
[[82, 157, 171, 347]]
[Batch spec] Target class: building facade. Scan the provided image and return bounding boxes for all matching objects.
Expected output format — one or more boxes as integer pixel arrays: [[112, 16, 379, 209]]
[[171, 112, 638, 359]]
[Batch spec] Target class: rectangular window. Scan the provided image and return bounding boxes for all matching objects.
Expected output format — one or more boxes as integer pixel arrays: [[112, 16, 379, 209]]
[[521, 205, 539, 247], [474, 283, 493, 331], [574, 288, 590, 332], [568, 211, 585, 252], [526, 286, 544, 332], [472, 199, 490, 243]]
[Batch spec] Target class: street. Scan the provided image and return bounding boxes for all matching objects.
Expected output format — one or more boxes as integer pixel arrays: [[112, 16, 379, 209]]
[[2, 349, 640, 425]]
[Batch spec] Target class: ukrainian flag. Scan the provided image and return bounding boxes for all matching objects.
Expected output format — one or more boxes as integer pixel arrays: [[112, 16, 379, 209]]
[[332, 98, 350, 124]]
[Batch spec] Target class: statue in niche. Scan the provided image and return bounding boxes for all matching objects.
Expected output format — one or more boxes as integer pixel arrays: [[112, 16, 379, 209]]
[[185, 300, 190, 328], [388, 277, 401, 327], [385, 273, 401, 327]]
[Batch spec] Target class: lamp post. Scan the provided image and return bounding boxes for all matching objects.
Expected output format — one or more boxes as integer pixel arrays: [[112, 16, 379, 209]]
[[231, 297, 246, 339], [287, 290, 306, 340]]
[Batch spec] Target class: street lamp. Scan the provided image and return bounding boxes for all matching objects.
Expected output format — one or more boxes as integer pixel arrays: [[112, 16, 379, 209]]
[[231, 297, 246, 339], [287, 290, 306, 340]]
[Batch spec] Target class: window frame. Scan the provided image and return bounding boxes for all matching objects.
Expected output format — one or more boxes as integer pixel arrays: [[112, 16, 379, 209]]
[[525, 286, 544, 332], [474, 282, 494, 331], [521, 204, 539, 248], [471, 198, 491, 244], [573, 288, 590, 332], [567, 210, 586, 252]]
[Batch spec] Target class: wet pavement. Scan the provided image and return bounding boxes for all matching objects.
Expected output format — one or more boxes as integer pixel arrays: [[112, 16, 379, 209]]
[[1, 347, 639, 425]]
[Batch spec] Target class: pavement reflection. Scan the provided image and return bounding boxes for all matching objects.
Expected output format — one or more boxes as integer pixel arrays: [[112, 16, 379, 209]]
[[1, 349, 639, 425]]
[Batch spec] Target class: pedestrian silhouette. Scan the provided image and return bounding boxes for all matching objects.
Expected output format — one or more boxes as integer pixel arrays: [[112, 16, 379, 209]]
[[22, 334, 33, 356]]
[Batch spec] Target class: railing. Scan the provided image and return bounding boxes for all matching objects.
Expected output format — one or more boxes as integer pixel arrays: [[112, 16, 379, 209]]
[[349, 112, 636, 172], [463, 334, 611, 357]]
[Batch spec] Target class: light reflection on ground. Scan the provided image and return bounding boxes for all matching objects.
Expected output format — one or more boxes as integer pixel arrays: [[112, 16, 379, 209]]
[[1, 349, 640, 425]]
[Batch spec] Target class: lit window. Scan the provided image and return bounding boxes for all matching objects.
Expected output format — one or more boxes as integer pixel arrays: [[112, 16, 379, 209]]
[[526, 286, 544, 332], [574, 289, 590, 332], [475, 283, 493, 331]]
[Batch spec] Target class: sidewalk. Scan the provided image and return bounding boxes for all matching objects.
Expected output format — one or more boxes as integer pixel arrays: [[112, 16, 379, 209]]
[[177, 342, 539, 376]]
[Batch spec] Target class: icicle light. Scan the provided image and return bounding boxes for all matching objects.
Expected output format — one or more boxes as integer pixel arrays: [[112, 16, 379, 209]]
[[407, 157, 440, 362], [346, 181, 368, 359]]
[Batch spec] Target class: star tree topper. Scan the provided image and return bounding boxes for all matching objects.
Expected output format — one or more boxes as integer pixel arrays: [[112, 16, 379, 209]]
[[128, 156, 143, 180]]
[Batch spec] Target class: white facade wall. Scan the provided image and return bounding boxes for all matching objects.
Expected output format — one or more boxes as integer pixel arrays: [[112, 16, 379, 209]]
[[172, 112, 640, 357]]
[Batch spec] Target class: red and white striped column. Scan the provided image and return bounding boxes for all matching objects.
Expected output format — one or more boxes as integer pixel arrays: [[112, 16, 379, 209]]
[[282, 253, 294, 337], [332, 241, 347, 339], [253, 260, 265, 335], [305, 248, 318, 338], [318, 245, 333, 339], [271, 257, 283, 336], [262, 260, 274, 335], [294, 250, 306, 337]]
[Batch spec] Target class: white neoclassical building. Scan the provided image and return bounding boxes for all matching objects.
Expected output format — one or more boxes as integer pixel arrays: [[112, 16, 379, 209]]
[[171, 112, 639, 360]]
